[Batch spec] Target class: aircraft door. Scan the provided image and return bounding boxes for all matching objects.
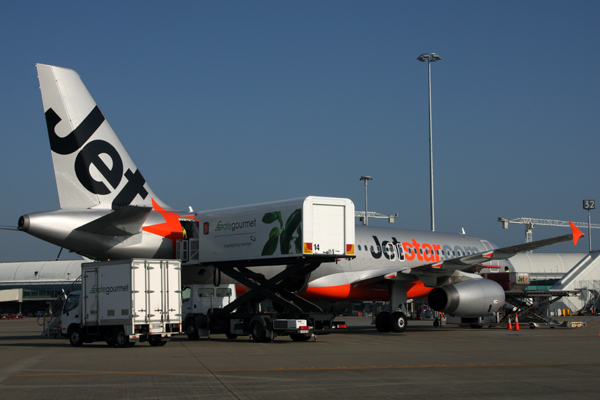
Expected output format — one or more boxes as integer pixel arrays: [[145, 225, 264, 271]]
[[480, 240, 493, 251], [83, 269, 99, 325], [178, 220, 199, 262], [480, 240, 500, 267]]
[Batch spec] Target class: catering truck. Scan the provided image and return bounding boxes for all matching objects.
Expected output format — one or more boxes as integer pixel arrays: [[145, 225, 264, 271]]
[[61, 259, 182, 347], [175, 197, 355, 342]]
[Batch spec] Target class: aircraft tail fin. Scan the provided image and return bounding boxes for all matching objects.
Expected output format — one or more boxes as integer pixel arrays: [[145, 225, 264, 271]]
[[36, 64, 167, 210]]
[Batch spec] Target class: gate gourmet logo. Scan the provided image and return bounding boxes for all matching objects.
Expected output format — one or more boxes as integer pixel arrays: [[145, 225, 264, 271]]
[[89, 284, 129, 296], [215, 218, 257, 232]]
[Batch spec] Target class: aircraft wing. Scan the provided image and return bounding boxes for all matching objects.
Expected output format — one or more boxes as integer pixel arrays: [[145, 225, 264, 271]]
[[75, 206, 152, 236], [344, 222, 585, 287], [407, 221, 584, 275], [0, 225, 19, 231]]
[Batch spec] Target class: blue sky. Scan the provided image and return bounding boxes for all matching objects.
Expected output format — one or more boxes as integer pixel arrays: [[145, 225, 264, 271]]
[[1, 1, 599, 261]]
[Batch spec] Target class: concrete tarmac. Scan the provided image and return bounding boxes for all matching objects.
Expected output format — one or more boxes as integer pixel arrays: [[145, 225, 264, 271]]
[[1, 317, 599, 399]]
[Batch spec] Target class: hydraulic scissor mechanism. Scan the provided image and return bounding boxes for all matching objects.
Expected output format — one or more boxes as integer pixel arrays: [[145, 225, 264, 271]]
[[502, 290, 578, 325], [217, 262, 324, 315]]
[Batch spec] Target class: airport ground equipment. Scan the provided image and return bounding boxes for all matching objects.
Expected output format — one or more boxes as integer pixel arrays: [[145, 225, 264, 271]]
[[483, 271, 531, 291], [550, 251, 600, 313], [40, 275, 82, 338], [355, 211, 398, 224], [502, 290, 579, 327], [60, 259, 182, 347], [182, 284, 340, 342], [176, 196, 354, 342]]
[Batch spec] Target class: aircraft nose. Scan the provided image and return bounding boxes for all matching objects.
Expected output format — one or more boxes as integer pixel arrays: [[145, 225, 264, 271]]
[[18, 215, 30, 232]]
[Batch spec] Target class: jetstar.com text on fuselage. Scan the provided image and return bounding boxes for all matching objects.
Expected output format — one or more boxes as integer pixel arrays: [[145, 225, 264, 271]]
[[368, 236, 481, 262]]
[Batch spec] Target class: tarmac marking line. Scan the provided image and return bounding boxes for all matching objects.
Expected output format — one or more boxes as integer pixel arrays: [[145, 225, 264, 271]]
[[15, 361, 600, 377]]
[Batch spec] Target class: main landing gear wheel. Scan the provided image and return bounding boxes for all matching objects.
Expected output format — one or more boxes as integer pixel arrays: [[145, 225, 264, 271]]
[[375, 311, 391, 332], [390, 311, 407, 333]]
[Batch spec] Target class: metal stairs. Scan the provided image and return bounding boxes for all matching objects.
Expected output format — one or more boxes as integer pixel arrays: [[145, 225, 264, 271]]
[[39, 275, 82, 337]]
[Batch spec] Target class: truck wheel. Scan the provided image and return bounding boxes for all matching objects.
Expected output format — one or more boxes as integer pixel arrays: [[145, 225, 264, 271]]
[[390, 312, 407, 333], [225, 333, 238, 340], [106, 339, 117, 346], [69, 327, 84, 347], [251, 321, 268, 342], [375, 311, 391, 332], [116, 329, 130, 348], [290, 333, 312, 342], [186, 321, 199, 340], [149, 336, 166, 346]]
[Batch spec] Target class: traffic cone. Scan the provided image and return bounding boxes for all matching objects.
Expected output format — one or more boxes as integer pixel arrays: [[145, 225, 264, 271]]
[[514, 314, 521, 331], [506, 316, 513, 330]]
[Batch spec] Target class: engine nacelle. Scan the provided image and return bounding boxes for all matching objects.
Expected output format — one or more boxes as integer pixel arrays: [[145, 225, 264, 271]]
[[428, 278, 505, 317]]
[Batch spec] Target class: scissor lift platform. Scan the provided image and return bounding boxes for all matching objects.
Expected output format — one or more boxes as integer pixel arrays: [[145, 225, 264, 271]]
[[502, 290, 580, 327]]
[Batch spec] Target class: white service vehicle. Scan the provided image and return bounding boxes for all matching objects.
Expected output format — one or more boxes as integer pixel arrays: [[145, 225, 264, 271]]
[[181, 284, 341, 342], [61, 259, 182, 347], [175, 197, 354, 342]]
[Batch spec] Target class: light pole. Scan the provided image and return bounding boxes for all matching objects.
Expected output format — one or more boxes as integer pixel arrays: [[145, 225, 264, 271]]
[[360, 176, 372, 225], [583, 200, 595, 252], [417, 52, 441, 231]]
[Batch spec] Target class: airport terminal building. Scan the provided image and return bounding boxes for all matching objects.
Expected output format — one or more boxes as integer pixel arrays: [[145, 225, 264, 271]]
[[1, 253, 599, 315], [0, 260, 83, 314]]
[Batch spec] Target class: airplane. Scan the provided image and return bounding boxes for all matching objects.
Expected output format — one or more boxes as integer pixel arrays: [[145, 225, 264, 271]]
[[9, 64, 584, 334]]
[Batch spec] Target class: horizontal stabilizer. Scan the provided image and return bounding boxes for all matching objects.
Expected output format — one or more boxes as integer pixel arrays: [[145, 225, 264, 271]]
[[0, 225, 19, 231], [75, 206, 152, 236]]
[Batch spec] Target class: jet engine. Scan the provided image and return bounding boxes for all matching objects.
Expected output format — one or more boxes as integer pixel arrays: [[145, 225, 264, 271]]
[[428, 278, 505, 317]]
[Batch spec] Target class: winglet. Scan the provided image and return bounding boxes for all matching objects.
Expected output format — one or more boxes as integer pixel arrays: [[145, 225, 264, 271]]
[[569, 221, 584, 246]]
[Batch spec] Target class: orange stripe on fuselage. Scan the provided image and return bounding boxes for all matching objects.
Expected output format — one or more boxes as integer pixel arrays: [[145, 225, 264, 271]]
[[300, 281, 432, 302]]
